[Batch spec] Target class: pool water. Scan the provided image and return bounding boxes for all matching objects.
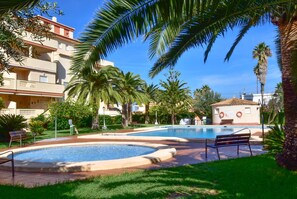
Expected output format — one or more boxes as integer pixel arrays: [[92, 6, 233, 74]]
[[11, 144, 157, 163], [131, 127, 237, 139]]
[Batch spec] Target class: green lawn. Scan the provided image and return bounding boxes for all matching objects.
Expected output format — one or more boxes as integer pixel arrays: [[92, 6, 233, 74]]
[[0, 155, 296, 199], [0, 124, 156, 149]]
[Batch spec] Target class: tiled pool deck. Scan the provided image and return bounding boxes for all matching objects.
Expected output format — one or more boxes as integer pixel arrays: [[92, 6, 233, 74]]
[[0, 130, 265, 187]]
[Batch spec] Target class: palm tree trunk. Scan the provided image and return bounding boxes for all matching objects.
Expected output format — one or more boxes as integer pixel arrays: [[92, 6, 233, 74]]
[[276, 20, 297, 170], [145, 104, 149, 124], [121, 103, 129, 127], [91, 107, 99, 129], [128, 102, 132, 124]]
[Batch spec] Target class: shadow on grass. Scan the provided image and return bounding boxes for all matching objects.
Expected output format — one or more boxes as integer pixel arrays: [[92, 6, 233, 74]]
[[0, 155, 297, 199]]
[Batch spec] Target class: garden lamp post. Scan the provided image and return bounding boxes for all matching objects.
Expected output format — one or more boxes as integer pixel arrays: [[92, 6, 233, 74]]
[[155, 111, 158, 125], [102, 106, 107, 130]]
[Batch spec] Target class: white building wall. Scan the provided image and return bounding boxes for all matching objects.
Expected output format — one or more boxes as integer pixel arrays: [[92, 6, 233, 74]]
[[212, 105, 260, 125]]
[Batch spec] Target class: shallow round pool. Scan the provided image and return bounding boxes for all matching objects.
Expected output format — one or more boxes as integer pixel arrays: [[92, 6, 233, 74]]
[[11, 144, 157, 163], [1, 142, 176, 172]]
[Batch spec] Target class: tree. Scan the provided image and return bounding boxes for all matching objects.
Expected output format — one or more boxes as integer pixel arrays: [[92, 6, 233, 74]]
[[0, 1, 39, 16], [253, 42, 272, 99], [193, 85, 223, 119], [65, 66, 121, 129], [115, 71, 147, 127], [0, 1, 62, 71], [266, 83, 284, 124], [72, 0, 297, 170], [252, 42, 272, 141], [159, 70, 191, 125], [143, 83, 159, 124]]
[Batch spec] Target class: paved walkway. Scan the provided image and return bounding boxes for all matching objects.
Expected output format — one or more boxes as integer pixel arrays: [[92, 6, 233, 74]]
[[0, 137, 265, 187]]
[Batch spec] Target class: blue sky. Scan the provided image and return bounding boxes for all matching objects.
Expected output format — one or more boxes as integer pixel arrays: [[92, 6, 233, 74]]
[[49, 0, 281, 98]]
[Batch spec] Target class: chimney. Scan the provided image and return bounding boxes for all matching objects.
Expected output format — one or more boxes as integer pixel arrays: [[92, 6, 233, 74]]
[[52, 17, 57, 22]]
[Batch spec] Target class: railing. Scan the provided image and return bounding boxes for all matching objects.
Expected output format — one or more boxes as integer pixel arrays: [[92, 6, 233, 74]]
[[0, 109, 45, 118], [232, 127, 251, 135], [16, 80, 64, 93], [9, 57, 57, 73]]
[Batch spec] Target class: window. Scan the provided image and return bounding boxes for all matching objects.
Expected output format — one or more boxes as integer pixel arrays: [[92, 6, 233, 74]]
[[245, 107, 251, 114], [215, 108, 219, 114], [39, 75, 48, 83], [64, 29, 70, 37], [58, 42, 64, 49], [54, 26, 60, 34]]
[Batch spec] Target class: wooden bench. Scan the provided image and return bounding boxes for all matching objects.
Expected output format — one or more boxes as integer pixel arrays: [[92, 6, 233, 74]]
[[205, 133, 253, 160], [220, 119, 233, 125], [9, 130, 32, 147], [0, 151, 14, 176]]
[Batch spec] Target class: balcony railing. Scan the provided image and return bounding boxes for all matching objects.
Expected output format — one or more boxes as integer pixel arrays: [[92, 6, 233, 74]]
[[9, 57, 57, 73], [0, 109, 45, 119], [2, 78, 64, 95]]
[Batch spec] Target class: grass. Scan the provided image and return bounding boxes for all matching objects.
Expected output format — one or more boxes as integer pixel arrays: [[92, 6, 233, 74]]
[[0, 155, 296, 198], [0, 124, 157, 149]]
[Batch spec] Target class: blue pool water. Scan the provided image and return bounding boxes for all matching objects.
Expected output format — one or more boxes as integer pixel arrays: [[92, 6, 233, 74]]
[[131, 127, 238, 139], [12, 144, 156, 163]]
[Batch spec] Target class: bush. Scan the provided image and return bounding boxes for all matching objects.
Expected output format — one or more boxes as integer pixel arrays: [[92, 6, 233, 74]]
[[29, 120, 45, 135], [48, 102, 92, 130], [30, 114, 50, 129], [0, 114, 27, 141], [264, 124, 285, 155]]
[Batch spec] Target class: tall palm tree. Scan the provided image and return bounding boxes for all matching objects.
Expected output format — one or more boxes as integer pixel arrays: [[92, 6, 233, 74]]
[[65, 66, 121, 129], [159, 70, 191, 125], [143, 83, 159, 124], [72, 0, 297, 170], [253, 42, 272, 98], [252, 42, 272, 141], [115, 71, 147, 127]]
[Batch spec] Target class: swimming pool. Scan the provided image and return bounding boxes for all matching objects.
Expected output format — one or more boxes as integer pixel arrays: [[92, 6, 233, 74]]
[[130, 127, 247, 139], [0, 142, 176, 172], [11, 144, 157, 163]]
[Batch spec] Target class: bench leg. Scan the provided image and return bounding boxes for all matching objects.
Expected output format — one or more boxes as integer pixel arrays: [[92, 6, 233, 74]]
[[216, 148, 220, 160], [248, 144, 253, 156], [205, 145, 208, 159], [237, 145, 239, 157]]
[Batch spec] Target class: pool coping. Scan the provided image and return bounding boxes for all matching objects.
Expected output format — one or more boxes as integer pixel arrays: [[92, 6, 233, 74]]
[[78, 125, 267, 143], [0, 142, 176, 173]]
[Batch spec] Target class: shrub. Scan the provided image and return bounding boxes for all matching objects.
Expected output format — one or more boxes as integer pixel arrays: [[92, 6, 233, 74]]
[[29, 120, 45, 135], [264, 124, 285, 155], [31, 114, 50, 129], [0, 114, 27, 140], [48, 102, 92, 130]]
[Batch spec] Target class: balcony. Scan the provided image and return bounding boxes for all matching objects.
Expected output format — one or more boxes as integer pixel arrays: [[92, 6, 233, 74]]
[[0, 109, 45, 119], [1, 78, 64, 97], [23, 32, 58, 49], [9, 57, 57, 73]]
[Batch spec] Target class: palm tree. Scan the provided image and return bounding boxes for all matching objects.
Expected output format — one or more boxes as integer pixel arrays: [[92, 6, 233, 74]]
[[115, 71, 147, 127], [252, 42, 272, 141], [65, 66, 121, 129], [253, 42, 272, 98], [143, 83, 159, 124], [0, 0, 39, 15], [72, 0, 297, 170], [159, 70, 191, 125]]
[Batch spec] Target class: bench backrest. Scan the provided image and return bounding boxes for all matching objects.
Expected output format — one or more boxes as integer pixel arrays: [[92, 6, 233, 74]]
[[215, 133, 251, 146], [9, 130, 27, 137]]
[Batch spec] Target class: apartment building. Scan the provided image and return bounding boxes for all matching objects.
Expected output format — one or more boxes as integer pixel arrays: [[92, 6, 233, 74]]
[[0, 16, 114, 118]]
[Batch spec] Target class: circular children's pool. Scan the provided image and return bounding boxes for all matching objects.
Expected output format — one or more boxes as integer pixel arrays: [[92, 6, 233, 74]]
[[0, 142, 176, 172], [12, 144, 157, 163]]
